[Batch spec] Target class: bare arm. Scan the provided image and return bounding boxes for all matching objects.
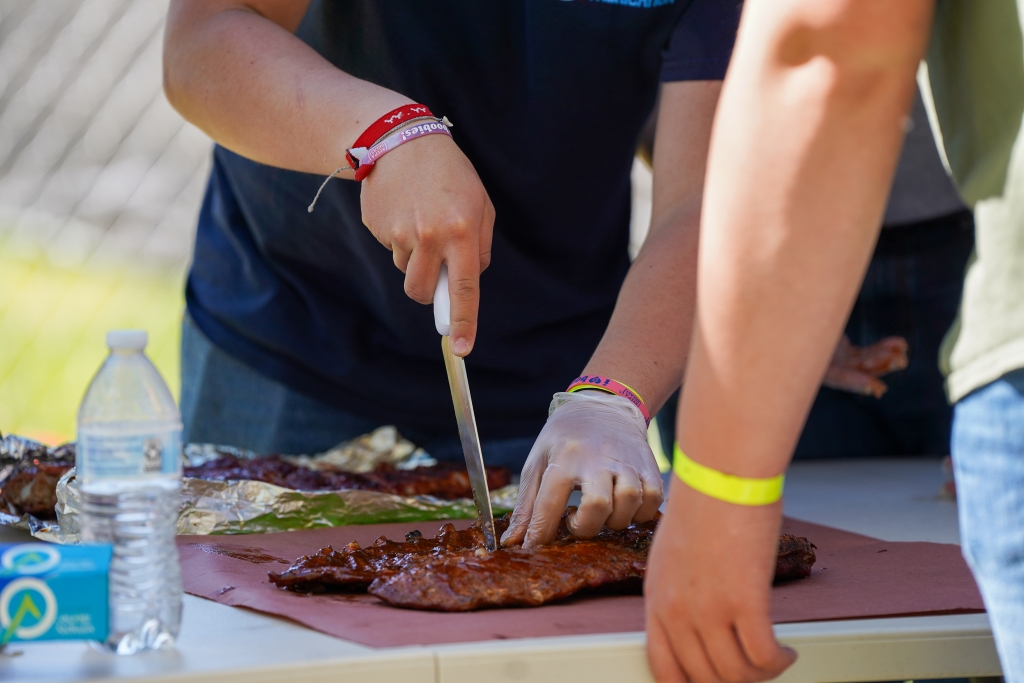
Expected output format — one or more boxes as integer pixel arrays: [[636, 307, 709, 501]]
[[502, 80, 719, 548], [678, 1, 930, 480], [163, 0, 408, 177], [645, 1, 934, 681], [580, 80, 721, 414], [164, 0, 493, 354]]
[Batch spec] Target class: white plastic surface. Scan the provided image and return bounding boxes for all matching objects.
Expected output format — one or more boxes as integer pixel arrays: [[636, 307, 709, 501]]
[[1, 459, 1001, 683], [433, 264, 451, 337], [106, 330, 148, 351]]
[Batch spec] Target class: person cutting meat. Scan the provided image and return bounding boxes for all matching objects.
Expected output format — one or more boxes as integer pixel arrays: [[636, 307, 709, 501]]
[[166, 0, 961, 549], [163, 0, 741, 534]]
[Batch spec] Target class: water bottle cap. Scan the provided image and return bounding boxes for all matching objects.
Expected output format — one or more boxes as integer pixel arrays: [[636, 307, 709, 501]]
[[106, 330, 148, 351]]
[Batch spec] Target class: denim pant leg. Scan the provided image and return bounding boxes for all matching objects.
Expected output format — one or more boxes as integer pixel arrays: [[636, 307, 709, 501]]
[[952, 368, 1024, 682], [181, 314, 537, 469], [180, 315, 380, 454]]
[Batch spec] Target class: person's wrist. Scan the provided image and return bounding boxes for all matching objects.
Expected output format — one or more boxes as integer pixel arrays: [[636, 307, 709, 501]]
[[349, 114, 453, 181], [566, 374, 650, 424], [672, 444, 785, 506], [547, 390, 649, 436], [307, 104, 454, 211]]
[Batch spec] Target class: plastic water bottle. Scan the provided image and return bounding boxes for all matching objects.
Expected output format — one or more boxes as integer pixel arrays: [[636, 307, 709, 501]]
[[76, 330, 183, 654]]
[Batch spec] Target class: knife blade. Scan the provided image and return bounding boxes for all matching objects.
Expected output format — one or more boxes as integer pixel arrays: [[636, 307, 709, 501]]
[[433, 265, 498, 551]]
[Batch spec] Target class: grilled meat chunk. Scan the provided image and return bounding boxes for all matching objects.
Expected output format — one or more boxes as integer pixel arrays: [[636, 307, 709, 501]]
[[0, 464, 72, 518], [775, 534, 818, 582], [268, 519, 503, 592]]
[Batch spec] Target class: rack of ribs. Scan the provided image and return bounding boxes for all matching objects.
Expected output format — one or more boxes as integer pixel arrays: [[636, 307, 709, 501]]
[[185, 455, 510, 500], [268, 511, 816, 611]]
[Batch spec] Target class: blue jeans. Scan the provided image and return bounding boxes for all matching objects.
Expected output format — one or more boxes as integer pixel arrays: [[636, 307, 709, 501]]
[[953, 368, 1024, 681], [180, 315, 536, 470]]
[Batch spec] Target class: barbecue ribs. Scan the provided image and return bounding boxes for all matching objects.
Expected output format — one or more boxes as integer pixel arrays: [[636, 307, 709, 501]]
[[185, 455, 510, 500], [269, 511, 816, 611], [0, 463, 72, 519]]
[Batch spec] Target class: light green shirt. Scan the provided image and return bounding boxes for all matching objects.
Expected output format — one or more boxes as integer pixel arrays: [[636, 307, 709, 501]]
[[926, 0, 1024, 401]]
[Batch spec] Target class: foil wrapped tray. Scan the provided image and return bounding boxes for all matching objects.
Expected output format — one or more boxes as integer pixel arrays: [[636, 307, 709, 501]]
[[0, 428, 518, 543], [0, 434, 72, 541]]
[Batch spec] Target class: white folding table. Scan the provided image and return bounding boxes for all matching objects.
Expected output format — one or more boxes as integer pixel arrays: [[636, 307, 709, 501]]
[[0, 458, 1003, 683]]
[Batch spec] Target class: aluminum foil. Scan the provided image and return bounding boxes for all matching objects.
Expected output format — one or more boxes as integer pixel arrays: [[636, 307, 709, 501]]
[[0, 434, 74, 541], [4, 427, 518, 542]]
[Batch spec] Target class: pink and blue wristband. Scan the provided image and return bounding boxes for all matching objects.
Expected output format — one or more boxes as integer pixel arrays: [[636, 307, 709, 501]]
[[566, 375, 651, 425]]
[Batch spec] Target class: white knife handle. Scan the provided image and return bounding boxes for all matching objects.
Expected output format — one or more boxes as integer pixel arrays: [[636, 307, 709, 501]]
[[433, 264, 451, 336]]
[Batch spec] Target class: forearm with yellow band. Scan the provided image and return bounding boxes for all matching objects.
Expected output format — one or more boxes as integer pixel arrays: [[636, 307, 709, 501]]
[[673, 444, 785, 506]]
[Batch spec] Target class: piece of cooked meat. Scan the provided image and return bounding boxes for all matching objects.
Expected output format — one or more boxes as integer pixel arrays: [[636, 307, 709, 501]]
[[369, 522, 653, 611], [268, 511, 816, 611], [268, 519, 502, 592], [0, 464, 72, 518], [184, 455, 510, 500], [775, 534, 817, 582]]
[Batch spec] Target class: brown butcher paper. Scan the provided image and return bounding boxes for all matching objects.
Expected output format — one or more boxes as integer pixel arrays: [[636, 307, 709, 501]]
[[177, 517, 984, 648]]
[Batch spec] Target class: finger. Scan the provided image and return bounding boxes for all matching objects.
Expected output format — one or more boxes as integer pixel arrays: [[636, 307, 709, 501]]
[[501, 448, 546, 547], [445, 240, 481, 356], [735, 612, 797, 678], [392, 244, 412, 273], [668, 621, 720, 683], [403, 247, 442, 304], [634, 466, 665, 523], [522, 464, 576, 549], [646, 616, 689, 683], [822, 366, 887, 397], [701, 622, 771, 683], [566, 469, 614, 538], [605, 469, 643, 530], [479, 198, 495, 272], [858, 336, 909, 374]]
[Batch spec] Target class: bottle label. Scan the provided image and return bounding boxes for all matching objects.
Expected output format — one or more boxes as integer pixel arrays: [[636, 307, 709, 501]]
[[77, 430, 182, 480]]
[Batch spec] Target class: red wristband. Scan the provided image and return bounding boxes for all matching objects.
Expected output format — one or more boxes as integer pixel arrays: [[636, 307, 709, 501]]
[[566, 375, 651, 425], [350, 119, 453, 181], [307, 103, 451, 212], [345, 104, 434, 170]]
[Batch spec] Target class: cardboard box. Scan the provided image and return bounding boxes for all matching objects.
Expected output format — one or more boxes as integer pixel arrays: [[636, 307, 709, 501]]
[[0, 543, 111, 645]]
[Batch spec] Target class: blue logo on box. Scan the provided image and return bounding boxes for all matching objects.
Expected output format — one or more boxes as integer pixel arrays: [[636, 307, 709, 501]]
[[1, 577, 57, 644], [1, 546, 62, 644], [0, 543, 110, 644]]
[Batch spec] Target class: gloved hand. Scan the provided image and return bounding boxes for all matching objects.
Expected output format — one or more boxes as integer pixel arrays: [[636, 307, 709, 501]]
[[501, 390, 664, 550]]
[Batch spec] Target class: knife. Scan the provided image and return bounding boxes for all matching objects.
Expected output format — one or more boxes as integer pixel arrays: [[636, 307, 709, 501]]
[[433, 264, 498, 552]]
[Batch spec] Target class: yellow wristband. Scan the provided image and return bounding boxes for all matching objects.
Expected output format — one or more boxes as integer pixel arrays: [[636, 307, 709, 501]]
[[673, 444, 784, 506]]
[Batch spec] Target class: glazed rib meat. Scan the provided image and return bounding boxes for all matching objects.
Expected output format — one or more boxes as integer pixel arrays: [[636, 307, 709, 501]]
[[184, 455, 510, 500], [369, 521, 654, 611], [269, 512, 816, 611]]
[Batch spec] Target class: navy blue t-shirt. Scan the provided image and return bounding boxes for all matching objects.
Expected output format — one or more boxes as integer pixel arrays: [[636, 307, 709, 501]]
[[187, 0, 742, 443]]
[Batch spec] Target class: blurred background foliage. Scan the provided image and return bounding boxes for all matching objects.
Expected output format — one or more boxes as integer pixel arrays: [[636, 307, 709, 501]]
[[0, 239, 182, 443]]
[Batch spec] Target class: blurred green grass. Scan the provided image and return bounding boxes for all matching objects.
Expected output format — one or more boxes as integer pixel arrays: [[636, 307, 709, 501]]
[[0, 242, 184, 445]]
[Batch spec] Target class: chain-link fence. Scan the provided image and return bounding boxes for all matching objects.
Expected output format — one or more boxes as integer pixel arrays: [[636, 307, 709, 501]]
[[0, 0, 212, 441], [0, 0, 657, 443]]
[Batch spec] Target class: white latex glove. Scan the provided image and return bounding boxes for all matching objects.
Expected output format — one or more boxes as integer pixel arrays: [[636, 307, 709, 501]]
[[501, 391, 664, 550]]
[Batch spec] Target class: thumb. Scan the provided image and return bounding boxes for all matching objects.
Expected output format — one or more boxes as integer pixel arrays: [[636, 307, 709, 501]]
[[737, 615, 798, 676], [501, 452, 544, 547]]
